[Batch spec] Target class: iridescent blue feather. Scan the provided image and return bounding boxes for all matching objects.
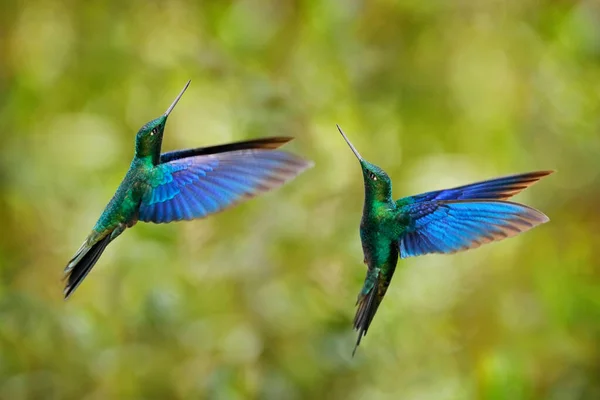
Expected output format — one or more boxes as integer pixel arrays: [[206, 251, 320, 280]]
[[139, 149, 311, 223], [397, 171, 553, 206], [398, 200, 549, 258]]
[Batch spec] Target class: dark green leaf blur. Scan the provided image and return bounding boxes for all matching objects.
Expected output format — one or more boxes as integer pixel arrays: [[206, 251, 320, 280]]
[[0, 1, 599, 399]]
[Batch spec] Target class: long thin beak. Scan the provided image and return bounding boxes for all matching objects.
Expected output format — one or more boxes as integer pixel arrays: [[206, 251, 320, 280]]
[[164, 80, 191, 117], [337, 124, 362, 161]]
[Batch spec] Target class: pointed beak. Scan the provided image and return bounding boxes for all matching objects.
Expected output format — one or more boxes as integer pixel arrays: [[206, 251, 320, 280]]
[[337, 124, 362, 161], [164, 80, 191, 117]]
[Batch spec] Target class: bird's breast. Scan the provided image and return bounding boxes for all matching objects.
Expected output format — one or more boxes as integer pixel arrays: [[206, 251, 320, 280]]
[[359, 205, 401, 270]]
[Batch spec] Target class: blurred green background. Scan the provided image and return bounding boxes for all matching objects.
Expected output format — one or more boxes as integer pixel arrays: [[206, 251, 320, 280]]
[[1, 0, 599, 399]]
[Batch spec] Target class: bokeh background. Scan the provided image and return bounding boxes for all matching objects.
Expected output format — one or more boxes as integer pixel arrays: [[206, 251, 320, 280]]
[[1, 0, 599, 399]]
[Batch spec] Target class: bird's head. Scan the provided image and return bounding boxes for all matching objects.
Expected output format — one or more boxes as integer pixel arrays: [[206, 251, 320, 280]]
[[135, 80, 190, 163], [337, 124, 392, 202]]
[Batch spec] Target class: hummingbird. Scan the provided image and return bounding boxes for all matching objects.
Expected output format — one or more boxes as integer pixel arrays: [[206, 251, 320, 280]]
[[336, 125, 553, 356], [63, 81, 312, 299]]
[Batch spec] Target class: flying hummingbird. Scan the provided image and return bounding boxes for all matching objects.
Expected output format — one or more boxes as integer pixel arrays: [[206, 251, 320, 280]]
[[63, 81, 312, 298], [336, 125, 553, 356]]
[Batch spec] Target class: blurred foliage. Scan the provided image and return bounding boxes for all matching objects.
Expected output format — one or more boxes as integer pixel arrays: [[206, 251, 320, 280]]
[[1, 0, 599, 399]]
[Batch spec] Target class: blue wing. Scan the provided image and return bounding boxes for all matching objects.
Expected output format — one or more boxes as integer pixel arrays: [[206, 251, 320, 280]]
[[398, 200, 549, 259], [139, 149, 312, 223], [396, 171, 553, 206]]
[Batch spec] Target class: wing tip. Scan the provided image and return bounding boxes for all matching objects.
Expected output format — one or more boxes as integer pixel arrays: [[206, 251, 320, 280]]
[[271, 152, 315, 177], [520, 169, 556, 183], [528, 208, 550, 225], [258, 136, 295, 149], [496, 170, 555, 199], [297, 158, 315, 172], [528, 169, 555, 177], [507, 199, 551, 221]]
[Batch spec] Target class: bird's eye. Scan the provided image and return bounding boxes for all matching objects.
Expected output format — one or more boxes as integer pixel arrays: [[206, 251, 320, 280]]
[[150, 128, 158, 136]]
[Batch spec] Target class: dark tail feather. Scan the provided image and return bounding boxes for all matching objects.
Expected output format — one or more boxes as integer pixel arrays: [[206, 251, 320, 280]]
[[352, 287, 380, 357], [63, 235, 111, 299]]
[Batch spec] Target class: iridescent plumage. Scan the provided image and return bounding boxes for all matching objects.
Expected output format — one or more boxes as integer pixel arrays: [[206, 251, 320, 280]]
[[336, 125, 553, 355], [63, 82, 313, 298]]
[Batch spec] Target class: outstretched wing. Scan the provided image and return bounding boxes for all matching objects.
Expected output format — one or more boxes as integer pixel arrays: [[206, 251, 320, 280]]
[[139, 149, 312, 223], [396, 171, 553, 207], [159, 137, 293, 163], [397, 200, 549, 259]]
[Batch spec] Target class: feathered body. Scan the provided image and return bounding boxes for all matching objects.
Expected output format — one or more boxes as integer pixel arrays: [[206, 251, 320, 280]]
[[336, 125, 553, 355], [63, 82, 312, 298]]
